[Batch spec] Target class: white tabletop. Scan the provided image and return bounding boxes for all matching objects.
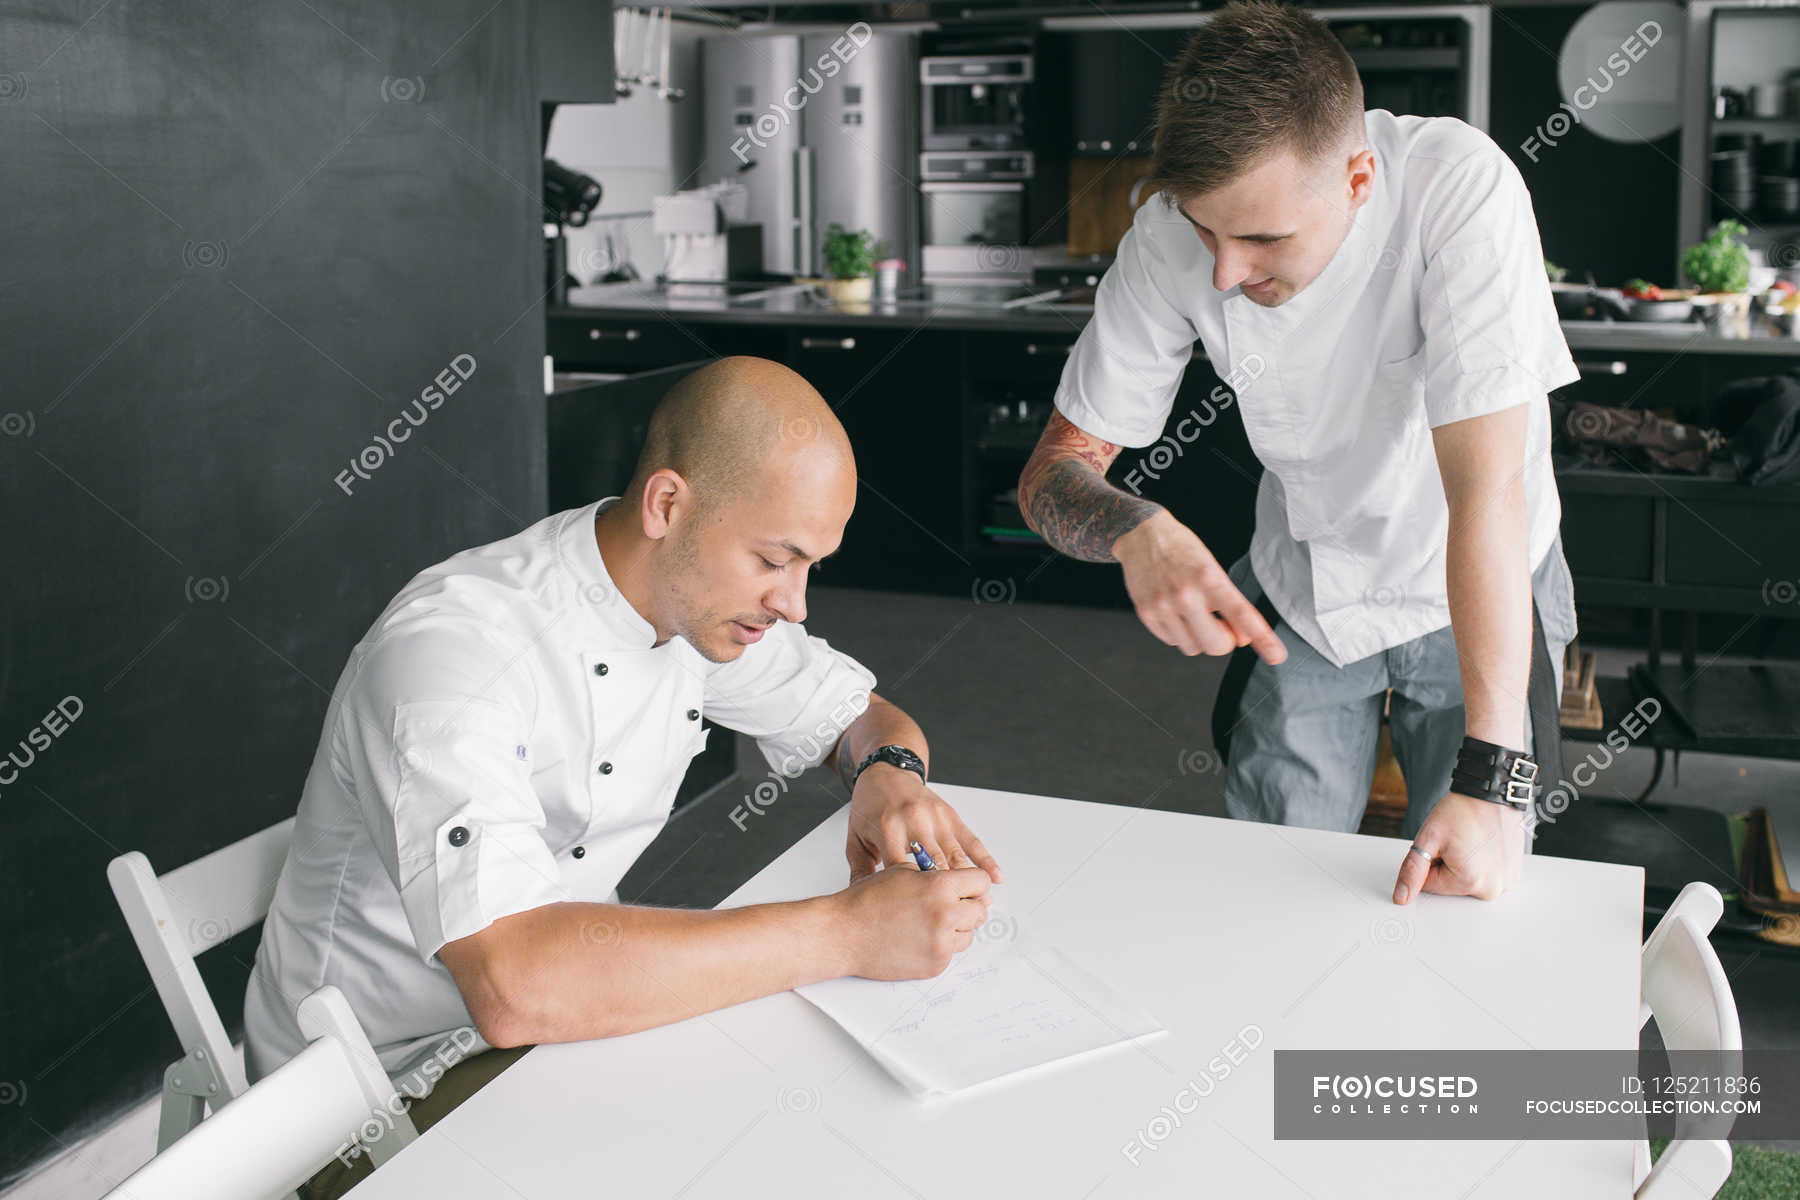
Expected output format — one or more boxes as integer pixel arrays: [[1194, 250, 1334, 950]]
[[346, 784, 1645, 1198]]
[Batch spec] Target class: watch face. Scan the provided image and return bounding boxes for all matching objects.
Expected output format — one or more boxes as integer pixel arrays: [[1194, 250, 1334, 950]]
[[867, 745, 924, 779]]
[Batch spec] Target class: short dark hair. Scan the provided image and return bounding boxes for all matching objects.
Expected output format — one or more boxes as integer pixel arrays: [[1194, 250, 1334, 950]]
[[1148, 0, 1365, 201]]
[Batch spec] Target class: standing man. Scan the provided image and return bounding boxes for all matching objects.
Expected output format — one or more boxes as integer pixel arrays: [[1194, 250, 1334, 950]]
[[1019, 0, 1577, 906]]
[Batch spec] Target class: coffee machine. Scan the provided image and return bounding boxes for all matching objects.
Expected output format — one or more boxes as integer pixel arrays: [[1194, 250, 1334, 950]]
[[543, 157, 602, 305]]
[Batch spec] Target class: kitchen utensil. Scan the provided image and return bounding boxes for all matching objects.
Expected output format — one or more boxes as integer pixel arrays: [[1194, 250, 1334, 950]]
[[1620, 296, 1696, 322]]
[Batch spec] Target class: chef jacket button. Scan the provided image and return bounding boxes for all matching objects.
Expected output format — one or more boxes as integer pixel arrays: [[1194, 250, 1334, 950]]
[[593, 663, 608, 676], [447, 825, 470, 847], [598, 761, 613, 775], [571, 845, 586, 859], [687, 709, 699, 721]]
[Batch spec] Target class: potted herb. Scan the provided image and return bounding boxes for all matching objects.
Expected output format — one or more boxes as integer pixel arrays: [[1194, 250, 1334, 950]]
[[821, 223, 876, 303], [1682, 220, 1752, 335]]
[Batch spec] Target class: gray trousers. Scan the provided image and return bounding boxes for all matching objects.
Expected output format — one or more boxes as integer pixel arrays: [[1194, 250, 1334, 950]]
[[1216, 544, 1573, 842]]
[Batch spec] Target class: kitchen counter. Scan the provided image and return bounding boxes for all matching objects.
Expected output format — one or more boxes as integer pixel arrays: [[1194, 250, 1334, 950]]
[[557, 283, 1800, 356], [1561, 317, 1800, 357], [555, 281, 1093, 335]]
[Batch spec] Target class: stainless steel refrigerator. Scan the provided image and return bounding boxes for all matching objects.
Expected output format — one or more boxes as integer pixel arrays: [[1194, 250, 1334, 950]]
[[699, 30, 917, 278]]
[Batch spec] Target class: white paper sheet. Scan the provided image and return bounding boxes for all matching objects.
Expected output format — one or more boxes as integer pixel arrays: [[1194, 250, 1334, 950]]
[[795, 907, 1165, 1098]]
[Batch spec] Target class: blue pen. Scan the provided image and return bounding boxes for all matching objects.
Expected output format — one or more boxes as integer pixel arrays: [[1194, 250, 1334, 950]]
[[909, 840, 936, 871]]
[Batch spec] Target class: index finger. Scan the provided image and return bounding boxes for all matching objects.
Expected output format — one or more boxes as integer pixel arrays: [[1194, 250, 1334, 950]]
[[958, 827, 1004, 884], [1219, 594, 1286, 665], [932, 866, 992, 900]]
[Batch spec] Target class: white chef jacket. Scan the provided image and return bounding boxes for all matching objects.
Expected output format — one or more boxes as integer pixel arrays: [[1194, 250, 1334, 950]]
[[244, 498, 875, 1091], [1056, 109, 1580, 668]]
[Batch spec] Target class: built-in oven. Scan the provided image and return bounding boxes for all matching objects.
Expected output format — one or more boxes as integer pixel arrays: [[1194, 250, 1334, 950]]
[[920, 54, 1032, 151], [919, 150, 1033, 284]]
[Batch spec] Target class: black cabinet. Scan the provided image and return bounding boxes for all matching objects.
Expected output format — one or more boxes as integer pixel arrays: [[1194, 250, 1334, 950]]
[[1064, 30, 1185, 156], [788, 328, 970, 593], [959, 335, 1260, 606], [1068, 34, 1120, 155], [547, 313, 784, 373], [539, 317, 1264, 608]]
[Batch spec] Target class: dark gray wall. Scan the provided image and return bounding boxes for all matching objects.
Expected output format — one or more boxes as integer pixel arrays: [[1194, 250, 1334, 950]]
[[0, 0, 606, 1183]]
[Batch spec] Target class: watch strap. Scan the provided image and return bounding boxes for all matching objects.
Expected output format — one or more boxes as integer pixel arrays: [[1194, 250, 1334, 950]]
[[854, 744, 926, 786]]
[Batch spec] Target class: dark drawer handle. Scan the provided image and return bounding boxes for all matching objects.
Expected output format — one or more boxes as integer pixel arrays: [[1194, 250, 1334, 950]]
[[587, 327, 642, 341], [1025, 343, 1072, 356], [1574, 359, 1626, 376], [801, 336, 857, 350]]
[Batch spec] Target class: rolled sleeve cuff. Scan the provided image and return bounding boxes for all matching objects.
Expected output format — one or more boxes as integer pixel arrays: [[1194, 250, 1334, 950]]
[[1053, 390, 1165, 451], [1423, 368, 1555, 430], [401, 814, 567, 966], [381, 696, 567, 966], [754, 645, 876, 779]]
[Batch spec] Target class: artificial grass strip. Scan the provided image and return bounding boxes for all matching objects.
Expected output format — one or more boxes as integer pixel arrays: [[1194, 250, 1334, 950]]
[[1649, 1137, 1800, 1199]]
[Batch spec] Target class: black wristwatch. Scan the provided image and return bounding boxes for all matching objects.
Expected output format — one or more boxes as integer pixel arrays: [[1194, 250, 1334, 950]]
[[1450, 736, 1538, 811], [853, 744, 926, 786]]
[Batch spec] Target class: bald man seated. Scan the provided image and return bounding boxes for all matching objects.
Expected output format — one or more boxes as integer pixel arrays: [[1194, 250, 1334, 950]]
[[245, 357, 998, 1194]]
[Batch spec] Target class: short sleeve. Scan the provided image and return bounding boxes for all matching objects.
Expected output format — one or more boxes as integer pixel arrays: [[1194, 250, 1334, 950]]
[[336, 626, 566, 965], [1415, 148, 1580, 429], [701, 621, 876, 778], [1053, 200, 1198, 449]]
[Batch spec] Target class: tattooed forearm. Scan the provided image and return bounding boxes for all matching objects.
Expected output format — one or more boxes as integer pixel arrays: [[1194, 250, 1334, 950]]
[[1021, 457, 1164, 561], [835, 739, 861, 794], [1018, 412, 1163, 562]]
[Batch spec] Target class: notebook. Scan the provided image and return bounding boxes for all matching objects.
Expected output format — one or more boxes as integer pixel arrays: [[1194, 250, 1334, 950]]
[[795, 906, 1166, 1098]]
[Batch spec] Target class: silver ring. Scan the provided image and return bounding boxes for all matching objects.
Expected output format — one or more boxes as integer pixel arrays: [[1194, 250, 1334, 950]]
[[1407, 844, 1431, 862]]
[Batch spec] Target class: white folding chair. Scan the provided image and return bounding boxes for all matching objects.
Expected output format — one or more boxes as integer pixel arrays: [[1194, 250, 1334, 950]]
[[103, 986, 418, 1200], [1632, 881, 1743, 1200], [107, 818, 295, 1149]]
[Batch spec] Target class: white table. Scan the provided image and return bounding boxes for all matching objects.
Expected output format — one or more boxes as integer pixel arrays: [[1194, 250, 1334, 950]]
[[346, 784, 1645, 1198]]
